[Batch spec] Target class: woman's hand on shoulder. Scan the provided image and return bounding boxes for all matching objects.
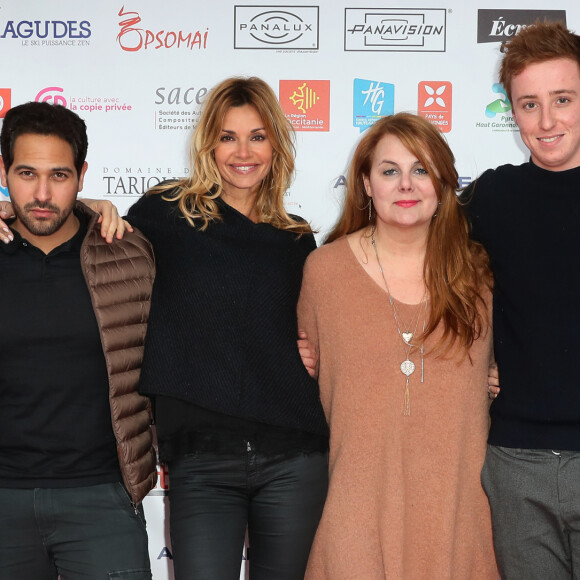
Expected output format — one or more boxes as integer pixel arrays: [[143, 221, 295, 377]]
[[0, 201, 15, 244], [487, 362, 500, 400], [298, 329, 319, 379], [80, 199, 133, 243]]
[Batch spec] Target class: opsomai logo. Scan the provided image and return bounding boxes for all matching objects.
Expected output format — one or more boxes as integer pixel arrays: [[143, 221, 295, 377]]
[[35, 87, 67, 107], [235, 6, 319, 49], [477, 9, 566, 43], [345, 8, 446, 52], [117, 7, 208, 52]]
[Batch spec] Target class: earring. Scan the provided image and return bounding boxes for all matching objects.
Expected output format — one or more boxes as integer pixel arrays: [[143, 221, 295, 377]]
[[432, 201, 441, 218], [368, 197, 373, 222]]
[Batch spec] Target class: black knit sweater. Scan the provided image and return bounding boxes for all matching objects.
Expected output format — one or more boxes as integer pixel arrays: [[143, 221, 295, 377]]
[[463, 160, 580, 451], [127, 190, 329, 444]]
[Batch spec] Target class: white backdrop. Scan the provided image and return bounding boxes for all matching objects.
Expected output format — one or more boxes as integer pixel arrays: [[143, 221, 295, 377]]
[[1, 1, 579, 578]]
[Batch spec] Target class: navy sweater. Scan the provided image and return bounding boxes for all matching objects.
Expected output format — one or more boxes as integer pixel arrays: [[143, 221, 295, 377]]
[[127, 190, 328, 438], [463, 160, 580, 451]]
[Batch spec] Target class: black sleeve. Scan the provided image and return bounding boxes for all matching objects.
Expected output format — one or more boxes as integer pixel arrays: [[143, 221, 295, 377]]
[[126, 191, 173, 243], [303, 231, 317, 253], [458, 170, 495, 244], [288, 213, 317, 252]]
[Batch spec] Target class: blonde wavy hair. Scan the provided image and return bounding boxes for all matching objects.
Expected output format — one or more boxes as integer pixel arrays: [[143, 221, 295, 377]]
[[326, 113, 492, 355], [150, 76, 310, 233]]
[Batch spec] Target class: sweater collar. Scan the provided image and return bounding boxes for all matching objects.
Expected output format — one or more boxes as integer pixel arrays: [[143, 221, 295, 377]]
[[527, 157, 580, 184]]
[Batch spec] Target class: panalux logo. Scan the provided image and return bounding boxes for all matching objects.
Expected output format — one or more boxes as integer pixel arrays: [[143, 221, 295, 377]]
[[345, 8, 446, 52], [234, 6, 319, 49], [477, 9, 566, 43]]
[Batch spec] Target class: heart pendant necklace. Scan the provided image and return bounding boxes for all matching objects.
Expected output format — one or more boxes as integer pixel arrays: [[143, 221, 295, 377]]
[[371, 227, 427, 415]]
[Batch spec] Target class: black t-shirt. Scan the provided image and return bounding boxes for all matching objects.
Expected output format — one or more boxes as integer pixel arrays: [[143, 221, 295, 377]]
[[0, 213, 121, 487]]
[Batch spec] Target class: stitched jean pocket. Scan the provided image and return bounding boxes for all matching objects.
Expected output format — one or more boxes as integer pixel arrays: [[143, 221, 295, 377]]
[[109, 569, 152, 579]]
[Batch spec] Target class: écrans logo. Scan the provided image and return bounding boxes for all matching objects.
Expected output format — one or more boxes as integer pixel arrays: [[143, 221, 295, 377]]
[[476, 9, 566, 43]]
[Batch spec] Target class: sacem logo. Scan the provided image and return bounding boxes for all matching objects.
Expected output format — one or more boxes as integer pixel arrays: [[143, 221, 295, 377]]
[[234, 6, 319, 49], [477, 9, 566, 43], [345, 8, 446, 52]]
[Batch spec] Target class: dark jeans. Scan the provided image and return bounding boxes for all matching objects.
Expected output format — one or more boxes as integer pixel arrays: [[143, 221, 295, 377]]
[[0, 482, 151, 580], [482, 445, 580, 579], [168, 447, 328, 580]]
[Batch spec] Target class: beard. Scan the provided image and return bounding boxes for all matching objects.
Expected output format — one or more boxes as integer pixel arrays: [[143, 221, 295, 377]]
[[12, 199, 75, 237]]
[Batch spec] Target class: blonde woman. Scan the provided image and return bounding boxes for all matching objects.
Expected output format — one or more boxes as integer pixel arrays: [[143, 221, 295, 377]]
[[123, 78, 329, 579]]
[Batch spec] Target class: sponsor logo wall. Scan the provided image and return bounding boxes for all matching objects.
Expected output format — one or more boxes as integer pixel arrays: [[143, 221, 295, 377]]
[[2, 1, 579, 578]]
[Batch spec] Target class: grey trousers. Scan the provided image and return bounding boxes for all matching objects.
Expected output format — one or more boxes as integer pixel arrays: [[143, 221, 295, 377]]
[[481, 444, 580, 580], [0, 482, 152, 580]]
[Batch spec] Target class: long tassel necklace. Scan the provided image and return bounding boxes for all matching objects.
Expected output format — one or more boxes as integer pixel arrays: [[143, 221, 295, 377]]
[[371, 227, 427, 415]]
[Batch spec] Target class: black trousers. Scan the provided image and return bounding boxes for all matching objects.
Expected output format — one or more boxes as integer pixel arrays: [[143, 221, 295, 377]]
[[0, 482, 151, 579], [168, 446, 328, 580]]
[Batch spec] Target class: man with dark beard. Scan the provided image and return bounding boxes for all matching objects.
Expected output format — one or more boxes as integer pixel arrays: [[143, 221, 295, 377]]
[[0, 101, 156, 579]]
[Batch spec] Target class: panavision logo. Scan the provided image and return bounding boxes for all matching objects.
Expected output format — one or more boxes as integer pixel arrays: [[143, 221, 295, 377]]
[[477, 9, 566, 43], [345, 8, 446, 52], [234, 6, 319, 49]]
